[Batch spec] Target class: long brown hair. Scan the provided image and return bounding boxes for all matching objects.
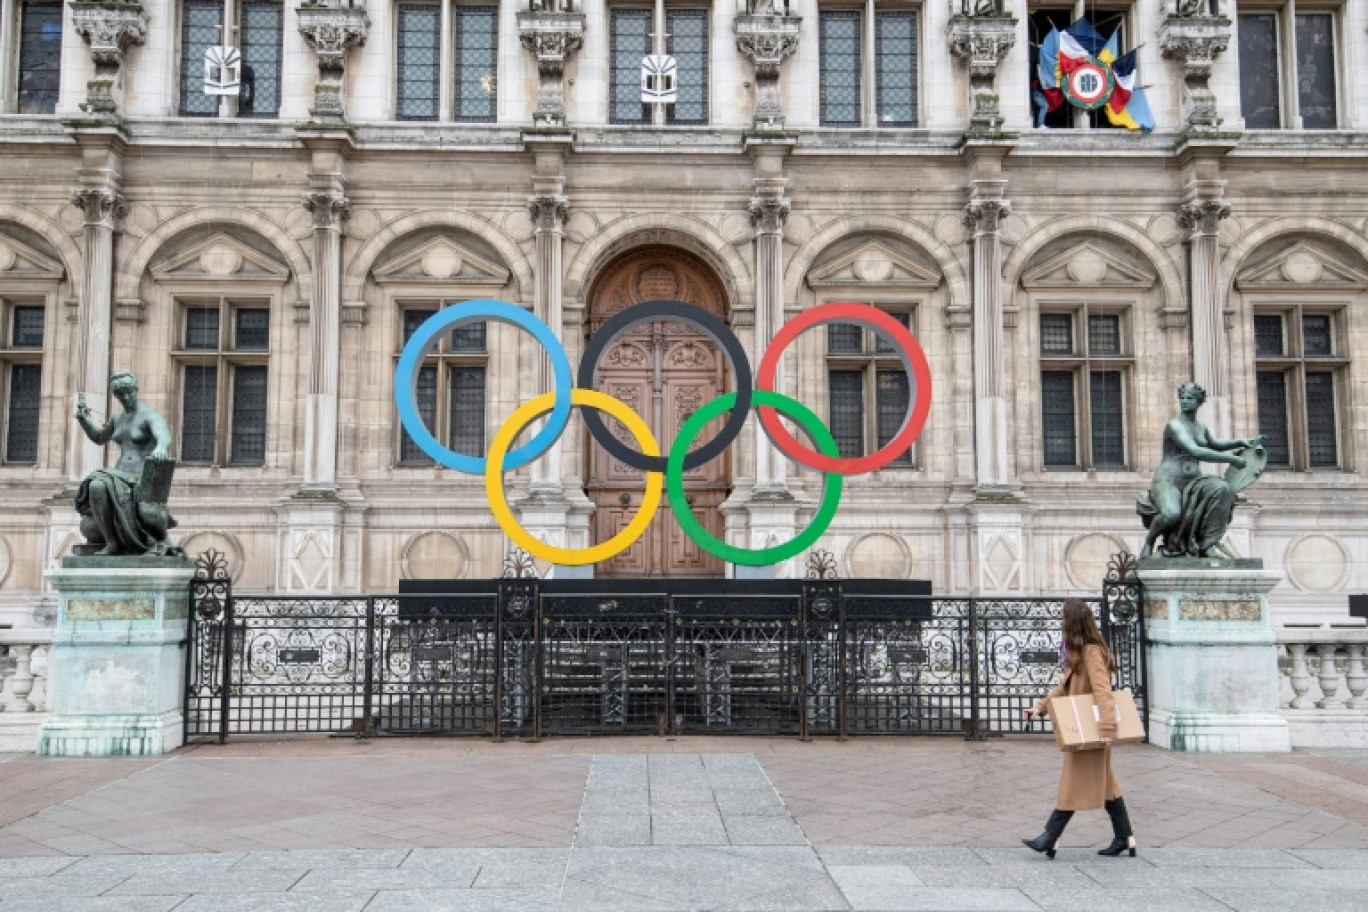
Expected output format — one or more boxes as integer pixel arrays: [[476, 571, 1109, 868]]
[[1063, 599, 1116, 675]]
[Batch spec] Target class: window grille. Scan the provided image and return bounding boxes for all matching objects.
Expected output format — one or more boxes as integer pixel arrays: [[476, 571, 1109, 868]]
[[1238, 14, 1281, 128], [1254, 314, 1285, 356], [819, 11, 861, 126], [17, 1, 62, 115], [11, 307, 44, 348], [1040, 313, 1073, 354], [1239, 8, 1337, 130], [239, 0, 283, 117], [398, 308, 488, 466], [1087, 314, 1120, 355], [229, 365, 268, 464], [667, 9, 709, 125], [4, 364, 40, 463], [187, 308, 220, 349], [1253, 304, 1346, 470], [1256, 371, 1290, 466], [181, 364, 219, 463], [1302, 314, 1332, 356], [875, 11, 917, 127], [1041, 371, 1076, 467], [610, 9, 651, 124], [1295, 14, 1336, 129], [454, 6, 498, 122], [449, 366, 486, 454], [876, 369, 910, 463], [1089, 370, 1124, 467], [397, 3, 441, 121], [234, 308, 270, 350], [829, 370, 864, 459], [1305, 372, 1337, 467], [180, 0, 224, 117]]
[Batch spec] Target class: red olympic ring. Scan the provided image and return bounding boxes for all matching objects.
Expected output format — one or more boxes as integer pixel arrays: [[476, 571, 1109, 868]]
[[756, 301, 933, 475]]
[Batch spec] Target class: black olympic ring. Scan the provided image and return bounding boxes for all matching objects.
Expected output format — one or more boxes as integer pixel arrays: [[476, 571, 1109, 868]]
[[578, 299, 753, 473]]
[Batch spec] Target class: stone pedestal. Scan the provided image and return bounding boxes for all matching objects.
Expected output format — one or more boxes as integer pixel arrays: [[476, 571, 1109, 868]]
[[38, 558, 195, 757], [1139, 558, 1291, 752]]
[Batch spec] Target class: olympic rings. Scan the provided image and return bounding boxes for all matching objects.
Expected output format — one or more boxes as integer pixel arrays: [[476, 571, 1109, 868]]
[[395, 300, 573, 473], [668, 391, 843, 566], [578, 300, 752, 473], [486, 389, 663, 566], [756, 301, 933, 475]]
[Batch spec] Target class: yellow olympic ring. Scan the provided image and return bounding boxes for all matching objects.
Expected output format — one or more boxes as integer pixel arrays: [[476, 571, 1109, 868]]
[[485, 389, 663, 565]]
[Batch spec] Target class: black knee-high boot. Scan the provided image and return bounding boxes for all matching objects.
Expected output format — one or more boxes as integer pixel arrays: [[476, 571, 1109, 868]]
[[1022, 809, 1073, 859], [1099, 798, 1137, 857]]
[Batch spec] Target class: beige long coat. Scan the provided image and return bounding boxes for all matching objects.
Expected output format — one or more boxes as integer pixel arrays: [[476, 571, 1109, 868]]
[[1033, 644, 1123, 811]]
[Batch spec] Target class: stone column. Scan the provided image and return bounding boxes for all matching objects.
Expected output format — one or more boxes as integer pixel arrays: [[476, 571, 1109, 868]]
[[517, 8, 586, 128], [748, 194, 790, 495], [69, 1, 148, 118], [296, 1, 370, 124], [734, 11, 802, 130], [946, 8, 1017, 137], [1179, 184, 1232, 438], [527, 191, 569, 494], [1159, 6, 1233, 135], [301, 186, 350, 489], [964, 179, 1011, 490]]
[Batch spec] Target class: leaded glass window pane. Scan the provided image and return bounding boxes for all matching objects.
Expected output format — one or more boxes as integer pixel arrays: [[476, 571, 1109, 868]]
[[667, 9, 708, 125], [1295, 14, 1336, 130], [181, 365, 218, 463], [451, 321, 486, 351], [875, 11, 917, 127], [400, 365, 438, 464], [1040, 314, 1073, 355], [397, 3, 441, 121], [18, 2, 62, 115], [820, 11, 861, 127], [5, 364, 40, 463], [829, 369, 864, 458], [186, 307, 220, 349], [1041, 371, 1076, 466], [1302, 314, 1332, 356], [1305, 371, 1337, 466], [876, 369, 911, 464], [404, 309, 438, 344], [449, 366, 485, 454], [1087, 314, 1120, 355], [1254, 314, 1285, 356], [1089, 370, 1124, 467], [1256, 371, 1289, 466], [11, 307, 44, 348], [180, 0, 222, 117], [874, 312, 910, 354], [454, 6, 498, 123], [610, 9, 651, 124], [229, 365, 267, 464], [827, 322, 862, 354], [234, 308, 269, 350], [240, 0, 283, 118], [1238, 14, 1281, 129]]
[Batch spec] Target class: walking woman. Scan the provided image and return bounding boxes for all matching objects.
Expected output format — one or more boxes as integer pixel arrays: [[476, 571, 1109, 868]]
[[1021, 598, 1136, 858]]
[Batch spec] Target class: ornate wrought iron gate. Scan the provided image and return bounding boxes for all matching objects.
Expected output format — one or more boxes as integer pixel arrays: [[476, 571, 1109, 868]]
[[185, 553, 1145, 742]]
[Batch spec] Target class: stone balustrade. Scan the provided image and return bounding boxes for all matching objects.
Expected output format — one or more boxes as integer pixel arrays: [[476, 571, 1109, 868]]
[[0, 629, 52, 751], [1277, 625, 1368, 748]]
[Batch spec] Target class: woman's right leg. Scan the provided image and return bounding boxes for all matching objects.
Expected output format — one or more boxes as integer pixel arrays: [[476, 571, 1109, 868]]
[[1099, 798, 1137, 857], [1022, 809, 1073, 859]]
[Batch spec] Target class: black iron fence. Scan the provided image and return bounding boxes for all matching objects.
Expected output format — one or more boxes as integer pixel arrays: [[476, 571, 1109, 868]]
[[185, 553, 1144, 742]]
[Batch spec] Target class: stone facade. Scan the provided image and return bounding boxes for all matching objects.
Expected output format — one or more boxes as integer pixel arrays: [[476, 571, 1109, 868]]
[[1, 2, 1367, 625]]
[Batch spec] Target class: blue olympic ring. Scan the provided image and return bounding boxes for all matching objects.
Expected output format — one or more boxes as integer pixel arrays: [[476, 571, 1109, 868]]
[[394, 300, 573, 472]]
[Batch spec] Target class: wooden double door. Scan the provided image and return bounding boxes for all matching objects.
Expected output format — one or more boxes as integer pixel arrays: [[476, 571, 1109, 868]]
[[585, 249, 730, 578]]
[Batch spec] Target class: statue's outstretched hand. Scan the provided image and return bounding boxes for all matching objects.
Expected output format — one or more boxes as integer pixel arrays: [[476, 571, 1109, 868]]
[[150, 446, 168, 461], [75, 394, 90, 421], [1242, 435, 1266, 450]]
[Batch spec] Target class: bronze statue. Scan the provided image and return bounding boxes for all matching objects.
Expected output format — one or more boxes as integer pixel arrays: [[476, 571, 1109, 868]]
[[1137, 382, 1265, 560], [73, 371, 184, 558]]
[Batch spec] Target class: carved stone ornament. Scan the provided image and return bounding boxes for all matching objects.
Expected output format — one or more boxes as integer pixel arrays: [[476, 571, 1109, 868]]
[[748, 196, 791, 235], [734, 13, 802, 129], [517, 10, 586, 127], [1159, 12, 1232, 133], [1178, 197, 1231, 238], [528, 194, 569, 234], [296, 1, 371, 121], [946, 12, 1017, 135], [71, 188, 129, 229], [302, 190, 352, 230], [963, 197, 1011, 235], [69, 1, 149, 116]]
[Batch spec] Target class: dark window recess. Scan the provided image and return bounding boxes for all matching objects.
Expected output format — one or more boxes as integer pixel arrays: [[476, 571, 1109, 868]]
[[180, 0, 224, 116], [230, 365, 268, 464], [1089, 370, 1124, 467], [234, 309, 270, 350], [1305, 371, 1337, 467], [400, 365, 438, 464], [827, 322, 863, 354], [239, 0, 283, 118], [181, 365, 218, 463], [451, 321, 487, 351], [829, 369, 864, 458], [667, 9, 708, 125], [1040, 314, 1073, 354], [610, 9, 651, 124], [454, 6, 498, 122], [1041, 370, 1077, 466], [1087, 314, 1121, 355], [449, 366, 486, 454], [186, 308, 220, 349], [1302, 314, 1332, 356], [5, 363, 41, 463], [875, 11, 917, 127], [1295, 13, 1337, 129], [1254, 314, 1285, 357], [1256, 371, 1290, 466], [874, 313, 910, 354], [396, 3, 441, 121], [403, 309, 438, 344], [1238, 14, 1281, 129], [11, 307, 45, 348], [876, 369, 911, 464], [17, 1, 62, 115], [820, 11, 862, 126]]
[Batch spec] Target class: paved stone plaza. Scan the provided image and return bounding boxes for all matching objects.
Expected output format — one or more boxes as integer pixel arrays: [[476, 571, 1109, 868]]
[[2, 737, 1368, 910]]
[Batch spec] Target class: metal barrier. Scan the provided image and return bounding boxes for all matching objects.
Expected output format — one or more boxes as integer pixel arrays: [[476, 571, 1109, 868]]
[[185, 556, 1145, 742]]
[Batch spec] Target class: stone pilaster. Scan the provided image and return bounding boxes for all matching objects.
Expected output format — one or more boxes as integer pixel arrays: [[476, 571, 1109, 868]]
[[946, 9, 1017, 137], [69, 1, 148, 118], [296, 1, 370, 123], [526, 192, 569, 494], [964, 180, 1011, 490], [517, 9, 586, 127], [301, 187, 350, 489], [747, 194, 790, 496], [1159, 8, 1233, 135], [734, 11, 802, 130], [1179, 183, 1233, 438]]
